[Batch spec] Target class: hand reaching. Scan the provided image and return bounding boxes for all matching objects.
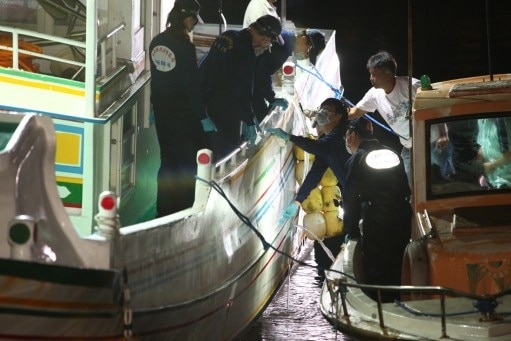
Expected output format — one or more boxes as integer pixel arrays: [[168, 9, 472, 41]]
[[265, 128, 289, 142]]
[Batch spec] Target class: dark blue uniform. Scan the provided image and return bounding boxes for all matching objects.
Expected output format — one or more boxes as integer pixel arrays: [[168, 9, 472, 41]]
[[343, 139, 411, 302], [291, 123, 351, 203], [291, 122, 350, 281], [199, 29, 256, 160], [252, 30, 295, 121], [149, 29, 206, 216]]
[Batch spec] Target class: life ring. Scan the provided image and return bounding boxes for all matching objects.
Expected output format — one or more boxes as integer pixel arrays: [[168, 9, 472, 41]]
[[401, 239, 430, 301]]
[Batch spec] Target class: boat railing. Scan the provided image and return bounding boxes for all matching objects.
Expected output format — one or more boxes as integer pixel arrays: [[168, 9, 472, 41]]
[[0, 24, 86, 72], [325, 272, 511, 339], [0, 21, 125, 82]]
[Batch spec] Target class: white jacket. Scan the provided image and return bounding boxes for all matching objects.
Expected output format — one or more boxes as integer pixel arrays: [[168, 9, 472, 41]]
[[243, 0, 279, 28]]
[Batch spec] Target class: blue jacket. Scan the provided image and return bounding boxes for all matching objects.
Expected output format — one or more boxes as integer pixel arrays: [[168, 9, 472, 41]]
[[253, 29, 296, 114], [199, 29, 256, 125], [290, 123, 351, 203], [149, 29, 206, 120]]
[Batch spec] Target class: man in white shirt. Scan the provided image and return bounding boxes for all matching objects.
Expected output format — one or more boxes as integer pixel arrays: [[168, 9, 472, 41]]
[[348, 51, 420, 186], [243, 0, 279, 28]]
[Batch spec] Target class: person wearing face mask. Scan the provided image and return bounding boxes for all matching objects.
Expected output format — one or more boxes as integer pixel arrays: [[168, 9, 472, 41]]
[[199, 14, 283, 161], [149, 0, 217, 217], [343, 116, 411, 303], [265, 97, 351, 222], [294, 29, 326, 78]]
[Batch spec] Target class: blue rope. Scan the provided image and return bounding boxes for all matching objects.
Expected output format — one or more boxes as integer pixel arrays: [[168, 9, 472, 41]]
[[295, 63, 408, 140]]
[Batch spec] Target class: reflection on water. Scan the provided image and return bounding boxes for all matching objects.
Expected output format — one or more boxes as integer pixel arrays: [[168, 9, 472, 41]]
[[237, 239, 359, 341]]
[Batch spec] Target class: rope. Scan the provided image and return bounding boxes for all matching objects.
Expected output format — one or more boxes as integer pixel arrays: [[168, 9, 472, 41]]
[[0, 34, 42, 72], [295, 63, 407, 140]]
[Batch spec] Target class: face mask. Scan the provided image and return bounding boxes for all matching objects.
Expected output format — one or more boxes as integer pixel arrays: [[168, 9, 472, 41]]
[[254, 46, 267, 56], [295, 51, 307, 60], [345, 143, 352, 155], [345, 131, 354, 154], [315, 109, 331, 126]]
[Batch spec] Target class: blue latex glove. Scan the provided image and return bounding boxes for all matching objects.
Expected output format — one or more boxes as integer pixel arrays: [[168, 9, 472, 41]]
[[279, 202, 299, 225], [269, 97, 289, 111], [344, 229, 360, 243], [253, 116, 262, 132], [265, 128, 289, 142], [201, 117, 217, 132], [244, 124, 257, 144], [149, 110, 155, 125]]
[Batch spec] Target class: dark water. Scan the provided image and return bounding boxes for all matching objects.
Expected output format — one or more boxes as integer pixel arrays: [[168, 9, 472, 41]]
[[237, 239, 359, 341]]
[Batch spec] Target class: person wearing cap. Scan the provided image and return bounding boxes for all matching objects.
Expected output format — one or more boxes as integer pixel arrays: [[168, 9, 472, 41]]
[[266, 97, 351, 222], [251, 29, 295, 122], [149, 0, 216, 217], [199, 14, 283, 160], [343, 116, 411, 303], [243, 0, 279, 28], [294, 28, 327, 112], [347, 51, 420, 188], [243, 2, 290, 122], [295, 29, 326, 66]]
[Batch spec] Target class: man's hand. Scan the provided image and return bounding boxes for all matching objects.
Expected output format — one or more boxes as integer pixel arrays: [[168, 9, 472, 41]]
[[201, 117, 217, 132], [279, 201, 299, 224], [265, 128, 289, 142], [269, 98, 289, 111]]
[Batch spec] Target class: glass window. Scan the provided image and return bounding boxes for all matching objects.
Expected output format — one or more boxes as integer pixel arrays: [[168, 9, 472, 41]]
[[428, 112, 511, 197]]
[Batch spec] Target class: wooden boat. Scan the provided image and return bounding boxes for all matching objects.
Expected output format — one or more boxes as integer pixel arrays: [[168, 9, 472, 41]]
[[0, 0, 341, 339], [320, 74, 511, 340]]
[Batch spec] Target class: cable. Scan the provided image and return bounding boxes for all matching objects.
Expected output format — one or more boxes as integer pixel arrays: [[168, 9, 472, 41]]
[[196, 176, 356, 281]]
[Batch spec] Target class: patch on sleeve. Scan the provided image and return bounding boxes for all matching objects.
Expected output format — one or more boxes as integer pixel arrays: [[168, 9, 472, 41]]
[[212, 34, 234, 53], [151, 45, 176, 72]]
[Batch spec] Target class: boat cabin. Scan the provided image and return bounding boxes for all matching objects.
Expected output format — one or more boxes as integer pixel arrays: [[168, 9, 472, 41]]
[[409, 74, 511, 295]]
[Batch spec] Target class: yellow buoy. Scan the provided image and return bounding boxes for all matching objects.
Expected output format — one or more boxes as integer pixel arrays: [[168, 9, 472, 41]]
[[295, 160, 306, 185], [294, 145, 315, 162], [301, 187, 323, 213], [324, 211, 344, 237], [319, 167, 337, 187], [294, 145, 305, 161], [321, 186, 341, 212], [303, 212, 326, 240]]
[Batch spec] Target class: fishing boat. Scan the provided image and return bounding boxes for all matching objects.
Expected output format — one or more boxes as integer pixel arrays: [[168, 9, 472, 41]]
[[320, 73, 511, 340], [0, 0, 341, 339]]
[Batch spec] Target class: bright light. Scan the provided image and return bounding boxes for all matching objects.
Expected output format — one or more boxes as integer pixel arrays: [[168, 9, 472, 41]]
[[365, 149, 400, 169]]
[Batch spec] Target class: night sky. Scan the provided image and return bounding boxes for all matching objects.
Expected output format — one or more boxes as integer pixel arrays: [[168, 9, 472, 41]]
[[200, 0, 510, 100], [199, 0, 511, 147]]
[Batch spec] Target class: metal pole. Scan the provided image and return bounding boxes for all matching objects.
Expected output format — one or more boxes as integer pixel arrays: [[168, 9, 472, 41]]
[[280, 0, 287, 22], [485, 0, 493, 81], [218, 0, 223, 35]]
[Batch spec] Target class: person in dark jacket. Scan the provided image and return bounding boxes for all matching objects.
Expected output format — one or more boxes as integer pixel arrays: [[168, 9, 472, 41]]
[[252, 29, 295, 122], [266, 97, 351, 281], [149, 0, 216, 217], [199, 14, 283, 161], [266, 97, 351, 218], [343, 116, 412, 303]]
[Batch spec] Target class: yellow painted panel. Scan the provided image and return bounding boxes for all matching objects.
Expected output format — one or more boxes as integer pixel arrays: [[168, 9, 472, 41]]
[[55, 132, 81, 166]]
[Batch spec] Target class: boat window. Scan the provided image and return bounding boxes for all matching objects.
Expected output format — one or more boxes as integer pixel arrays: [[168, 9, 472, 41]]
[[110, 105, 137, 198], [428, 112, 511, 198]]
